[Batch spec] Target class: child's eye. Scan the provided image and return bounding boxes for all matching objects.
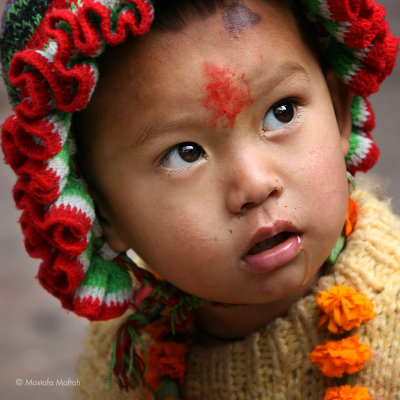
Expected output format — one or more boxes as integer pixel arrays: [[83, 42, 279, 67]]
[[262, 100, 298, 131], [161, 142, 205, 169]]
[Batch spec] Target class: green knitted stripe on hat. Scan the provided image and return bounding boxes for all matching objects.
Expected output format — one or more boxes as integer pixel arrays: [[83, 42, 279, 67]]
[[55, 177, 95, 220], [316, 15, 342, 40], [47, 140, 70, 192], [300, 1, 349, 43], [351, 96, 363, 124], [346, 130, 362, 163], [81, 60, 100, 105], [39, 111, 72, 200], [47, 110, 71, 145], [300, 0, 327, 19], [76, 254, 132, 298], [78, 239, 93, 274], [36, 39, 58, 62], [351, 96, 370, 129], [345, 130, 374, 169], [110, 3, 134, 30], [326, 39, 359, 81], [69, 0, 137, 25], [300, 0, 360, 86], [52, 141, 70, 170]]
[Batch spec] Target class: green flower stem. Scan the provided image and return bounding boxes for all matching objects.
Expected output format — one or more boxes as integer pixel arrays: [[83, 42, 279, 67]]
[[156, 376, 180, 400]]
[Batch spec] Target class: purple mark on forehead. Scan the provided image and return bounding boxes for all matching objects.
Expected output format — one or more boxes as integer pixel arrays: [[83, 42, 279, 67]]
[[223, 4, 261, 38]]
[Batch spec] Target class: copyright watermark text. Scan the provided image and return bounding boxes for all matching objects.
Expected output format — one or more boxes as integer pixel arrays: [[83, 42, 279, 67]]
[[16, 378, 80, 387]]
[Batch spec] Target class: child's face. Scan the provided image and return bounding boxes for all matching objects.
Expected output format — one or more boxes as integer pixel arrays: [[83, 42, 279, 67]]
[[81, 0, 351, 305]]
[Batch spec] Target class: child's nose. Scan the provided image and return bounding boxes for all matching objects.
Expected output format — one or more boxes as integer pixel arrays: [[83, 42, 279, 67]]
[[224, 146, 282, 215]]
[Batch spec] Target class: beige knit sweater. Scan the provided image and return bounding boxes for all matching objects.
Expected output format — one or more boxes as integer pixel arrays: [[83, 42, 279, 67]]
[[75, 188, 400, 399]]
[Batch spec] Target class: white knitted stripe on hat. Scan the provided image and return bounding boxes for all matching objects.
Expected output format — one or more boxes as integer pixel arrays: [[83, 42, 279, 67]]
[[36, 40, 58, 62], [346, 133, 375, 169], [99, 242, 119, 261], [46, 113, 69, 147], [342, 60, 362, 86], [73, 284, 132, 305], [352, 97, 371, 129], [315, 0, 332, 20], [54, 193, 95, 221], [334, 21, 351, 43], [78, 248, 91, 273]]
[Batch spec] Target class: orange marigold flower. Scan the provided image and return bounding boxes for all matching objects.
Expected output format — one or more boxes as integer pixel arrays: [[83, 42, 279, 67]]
[[309, 335, 370, 378], [324, 385, 371, 400], [344, 197, 358, 237], [146, 312, 191, 342], [146, 342, 188, 390], [146, 317, 173, 342], [317, 286, 376, 334]]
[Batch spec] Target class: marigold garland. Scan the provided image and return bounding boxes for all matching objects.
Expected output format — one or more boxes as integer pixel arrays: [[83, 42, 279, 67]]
[[310, 285, 376, 399], [146, 312, 192, 342], [143, 309, 191, 399], [146, 342, 188, 390], [317, 286, 376, 334], [344, 197, 359, 237], [309, 335, 370, 378], [324, 385, 371, 400], [327, 197, 358, 264]]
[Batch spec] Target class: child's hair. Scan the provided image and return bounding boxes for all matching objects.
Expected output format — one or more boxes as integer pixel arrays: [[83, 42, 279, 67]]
[[150, 0, 228, 30], [1, 0, 398, 392]]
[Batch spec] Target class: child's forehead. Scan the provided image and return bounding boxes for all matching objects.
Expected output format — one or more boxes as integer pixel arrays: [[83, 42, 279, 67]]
[[94, 0, 305, 95], [84, 1, 318, 145]]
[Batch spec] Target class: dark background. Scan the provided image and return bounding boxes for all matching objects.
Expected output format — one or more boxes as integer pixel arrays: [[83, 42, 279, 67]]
[[0, 1, 399, 399]]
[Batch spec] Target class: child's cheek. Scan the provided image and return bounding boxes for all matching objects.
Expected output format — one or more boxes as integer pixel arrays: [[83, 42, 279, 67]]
[[201, 62, 254, 129], [144, 196, 217, 255], [298, 141, 348, 226]]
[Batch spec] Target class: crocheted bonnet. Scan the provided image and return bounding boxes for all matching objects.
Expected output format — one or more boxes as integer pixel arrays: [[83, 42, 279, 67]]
[[0, 0, 398, 322]]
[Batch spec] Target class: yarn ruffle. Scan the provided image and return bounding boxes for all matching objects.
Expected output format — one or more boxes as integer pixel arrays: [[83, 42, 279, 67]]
[[0, 0, 154, 320], [300, 0, 398, 173]]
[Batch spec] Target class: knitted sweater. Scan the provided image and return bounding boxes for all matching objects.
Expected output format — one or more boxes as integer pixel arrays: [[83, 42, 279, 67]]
[[75, 188, 400, 399]]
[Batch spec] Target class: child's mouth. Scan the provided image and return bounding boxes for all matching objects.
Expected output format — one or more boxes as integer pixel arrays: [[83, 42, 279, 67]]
[[242, 223, 302, 273], [248, 232, 291, 255]]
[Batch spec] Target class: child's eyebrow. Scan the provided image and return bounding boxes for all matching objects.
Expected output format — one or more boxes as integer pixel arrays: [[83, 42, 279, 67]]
[[132, 116, 196, 148], [258, 62, 311, 95], [131, 62, 310, 148]]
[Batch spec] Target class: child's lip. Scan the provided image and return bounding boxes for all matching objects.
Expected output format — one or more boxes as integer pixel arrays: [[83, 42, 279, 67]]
[[242, 221, 302, 273]]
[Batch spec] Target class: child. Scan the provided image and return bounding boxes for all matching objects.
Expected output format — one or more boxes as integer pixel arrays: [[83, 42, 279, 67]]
[[1, 0, 399, 399]]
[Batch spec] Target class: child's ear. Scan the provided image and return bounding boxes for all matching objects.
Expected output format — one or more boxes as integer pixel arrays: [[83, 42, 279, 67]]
[[325, 69, 354, 156], [91, 193, 130, 253]]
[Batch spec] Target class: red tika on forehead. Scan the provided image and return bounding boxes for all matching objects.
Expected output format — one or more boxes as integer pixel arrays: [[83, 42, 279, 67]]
[[201, 62, 254, 129]]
